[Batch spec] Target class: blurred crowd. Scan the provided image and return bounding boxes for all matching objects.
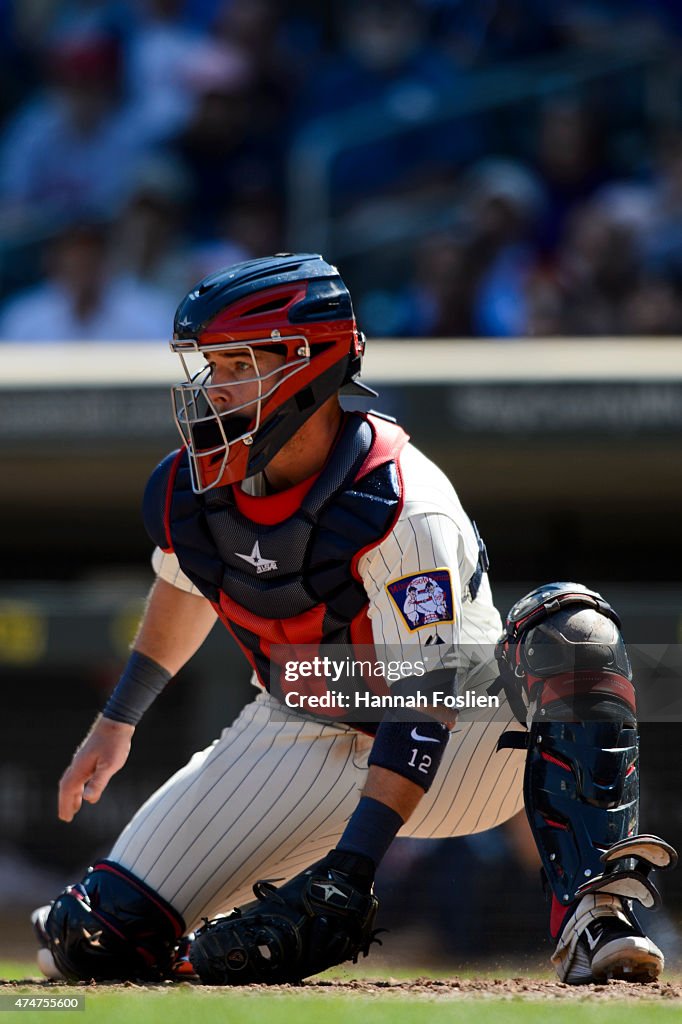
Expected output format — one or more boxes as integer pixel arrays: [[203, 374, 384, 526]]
[[0, 0, 681, 340]]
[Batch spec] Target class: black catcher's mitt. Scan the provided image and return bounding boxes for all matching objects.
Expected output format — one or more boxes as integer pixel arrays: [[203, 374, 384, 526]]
[[189, 850, 379, 984]]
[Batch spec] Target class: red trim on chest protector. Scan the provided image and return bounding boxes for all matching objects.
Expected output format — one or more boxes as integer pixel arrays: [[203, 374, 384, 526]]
[[360, 415, 409, 476], [350, 606, 375, 647], [207, 414, 408, 706], [162, 449, 185, 553], [216, 590, 328, 645], [227, 411, 402, 526], [212, 598, 387, 696], [211, 604, 262, 674], [232, 470, 321, 525], [350, 415, 408, 581]]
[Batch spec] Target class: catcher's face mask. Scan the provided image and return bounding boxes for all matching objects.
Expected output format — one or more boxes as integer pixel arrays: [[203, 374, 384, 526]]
[[170, 254, 376, 493], [171, 335, 310, 493]]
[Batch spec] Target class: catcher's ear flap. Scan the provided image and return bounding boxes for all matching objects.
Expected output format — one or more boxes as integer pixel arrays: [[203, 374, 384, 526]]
[[341, 378, 378, 397]]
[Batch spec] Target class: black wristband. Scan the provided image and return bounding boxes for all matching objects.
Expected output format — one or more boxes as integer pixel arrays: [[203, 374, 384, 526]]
[[368, 710, 449, 791], [102, 651, 171, 726], [336, 797, 403, 873]]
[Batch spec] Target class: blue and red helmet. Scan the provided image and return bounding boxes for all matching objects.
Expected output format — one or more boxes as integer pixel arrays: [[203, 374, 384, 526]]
[[170, 253, 374, 492]]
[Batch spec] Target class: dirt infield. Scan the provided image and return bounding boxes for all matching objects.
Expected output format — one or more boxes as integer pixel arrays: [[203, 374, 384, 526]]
[[2, 976, 682, 1001]]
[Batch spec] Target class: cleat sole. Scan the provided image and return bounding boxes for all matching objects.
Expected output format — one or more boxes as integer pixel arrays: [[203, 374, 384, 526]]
[[591, 937, 663, 984], [37, 948, 65, 981]]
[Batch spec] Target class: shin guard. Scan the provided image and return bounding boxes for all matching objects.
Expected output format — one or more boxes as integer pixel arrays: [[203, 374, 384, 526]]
[[43, 860, 184, 981], [496, 583, 650, 905]]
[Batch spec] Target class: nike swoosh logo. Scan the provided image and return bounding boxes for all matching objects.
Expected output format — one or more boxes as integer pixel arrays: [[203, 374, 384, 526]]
[[410, 728, 441, 743], [584, 928, 600, 952]]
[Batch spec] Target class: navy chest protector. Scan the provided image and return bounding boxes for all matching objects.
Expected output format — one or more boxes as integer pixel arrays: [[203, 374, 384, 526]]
[[144, 413, 407, 706]]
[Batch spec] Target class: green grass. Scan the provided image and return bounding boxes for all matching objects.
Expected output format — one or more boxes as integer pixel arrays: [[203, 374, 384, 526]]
[[1, 964, 39, 981], [2, 993, 682, 1024]]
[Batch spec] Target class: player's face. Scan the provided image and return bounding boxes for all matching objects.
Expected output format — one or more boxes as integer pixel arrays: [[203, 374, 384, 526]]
[[207, 348, 286, 420]]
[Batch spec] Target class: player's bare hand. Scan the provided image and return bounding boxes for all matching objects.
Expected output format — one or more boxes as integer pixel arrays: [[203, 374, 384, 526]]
[[58, 716, 135, 822]]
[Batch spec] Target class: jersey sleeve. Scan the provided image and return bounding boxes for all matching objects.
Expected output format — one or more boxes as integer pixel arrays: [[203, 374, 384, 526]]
[[358, 511, 467, 675], [151, 547, 204, 596]]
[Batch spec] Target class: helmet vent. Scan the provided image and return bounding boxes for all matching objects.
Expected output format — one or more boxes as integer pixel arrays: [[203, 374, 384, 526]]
[[242, 296, 292, 317]]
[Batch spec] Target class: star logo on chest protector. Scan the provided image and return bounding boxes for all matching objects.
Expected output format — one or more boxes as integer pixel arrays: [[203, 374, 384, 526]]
[[234, 540, 278, 574]]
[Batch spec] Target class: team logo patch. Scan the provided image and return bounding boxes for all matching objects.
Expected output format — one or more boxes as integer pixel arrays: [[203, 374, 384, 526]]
[[386, 569, 454, 632]]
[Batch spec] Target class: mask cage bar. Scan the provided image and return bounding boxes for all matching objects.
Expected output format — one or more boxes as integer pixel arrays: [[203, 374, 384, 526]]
[[170, 336, 311, 493]]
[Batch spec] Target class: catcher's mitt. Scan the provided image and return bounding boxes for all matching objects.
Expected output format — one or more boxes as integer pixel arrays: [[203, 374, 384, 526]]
[[190, 850, 379, 984]]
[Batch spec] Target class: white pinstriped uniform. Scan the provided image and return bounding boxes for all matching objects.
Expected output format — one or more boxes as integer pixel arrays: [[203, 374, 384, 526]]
[[109, 442, 526, 931]]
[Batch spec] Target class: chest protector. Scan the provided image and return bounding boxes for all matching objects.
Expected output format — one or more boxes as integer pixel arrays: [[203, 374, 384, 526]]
[[144, 413, 407, 712]]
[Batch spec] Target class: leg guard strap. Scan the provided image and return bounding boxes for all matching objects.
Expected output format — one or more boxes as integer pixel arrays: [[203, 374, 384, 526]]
[[573, 835, 678, 909], [44, 860, 184, 981]]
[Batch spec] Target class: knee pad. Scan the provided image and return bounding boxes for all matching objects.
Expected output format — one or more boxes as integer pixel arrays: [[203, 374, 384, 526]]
[[44, 860, 184, 981], [495, 583, 639, 905]]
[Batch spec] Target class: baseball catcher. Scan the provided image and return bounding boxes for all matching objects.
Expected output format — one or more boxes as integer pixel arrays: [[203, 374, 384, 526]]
[[32, 254, 676, 986]]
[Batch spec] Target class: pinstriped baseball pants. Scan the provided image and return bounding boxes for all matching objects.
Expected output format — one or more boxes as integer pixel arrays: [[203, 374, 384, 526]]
[[109, 688, 526, 932]]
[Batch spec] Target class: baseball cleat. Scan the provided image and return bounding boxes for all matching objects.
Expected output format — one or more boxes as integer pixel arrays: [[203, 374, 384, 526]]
[[36, 948, 65, 981], [552, 893, 663, 984], [31, 905, 65, 981]]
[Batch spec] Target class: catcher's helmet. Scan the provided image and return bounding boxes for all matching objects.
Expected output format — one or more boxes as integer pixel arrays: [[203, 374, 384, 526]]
[[170, 253, 374, 492]]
